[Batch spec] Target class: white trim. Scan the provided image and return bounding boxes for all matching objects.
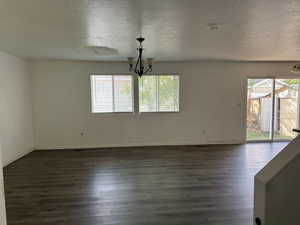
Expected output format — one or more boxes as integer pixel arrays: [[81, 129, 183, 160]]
[[297, 82, 300, 129], [270, 78, 275, 140]]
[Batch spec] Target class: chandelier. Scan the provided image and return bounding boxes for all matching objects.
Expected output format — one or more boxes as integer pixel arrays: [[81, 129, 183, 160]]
[[127, 37, 153, 77]]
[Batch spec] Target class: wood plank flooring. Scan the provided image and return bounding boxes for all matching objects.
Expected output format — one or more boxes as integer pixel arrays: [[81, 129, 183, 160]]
[[3, 143, 288, 225]]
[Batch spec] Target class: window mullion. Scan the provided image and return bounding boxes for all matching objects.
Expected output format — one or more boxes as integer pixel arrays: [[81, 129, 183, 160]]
[[112, 75, 115, 112], [270, 78, 275, 140], [91, 76, 95, 113], [157, 76, 159, 112]]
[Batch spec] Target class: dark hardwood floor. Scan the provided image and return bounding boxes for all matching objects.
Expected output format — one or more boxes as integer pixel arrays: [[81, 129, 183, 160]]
[[3, 143, 288, 225]]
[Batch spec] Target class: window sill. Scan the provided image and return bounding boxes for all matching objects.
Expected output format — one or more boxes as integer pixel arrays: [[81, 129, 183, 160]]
[[90, 111, 180, 115], [91, 112, 135, 115], [138, 111, 180, 114]]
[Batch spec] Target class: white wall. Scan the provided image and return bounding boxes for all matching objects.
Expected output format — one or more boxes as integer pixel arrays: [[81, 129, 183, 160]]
[[0, 52, 34, 166], [31, 60, 300, 149], [254, 134, 300, 225]]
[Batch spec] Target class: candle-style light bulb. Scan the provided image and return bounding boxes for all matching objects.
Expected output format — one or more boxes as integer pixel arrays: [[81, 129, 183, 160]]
[[147, 58, 154, 66], [127, 57, 134, 66]]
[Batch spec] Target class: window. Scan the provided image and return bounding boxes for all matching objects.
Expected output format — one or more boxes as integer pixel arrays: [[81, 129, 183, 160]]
[[139, 75, 179, 112], [91, 75, 133, 113], [246, 78, 300, 141]]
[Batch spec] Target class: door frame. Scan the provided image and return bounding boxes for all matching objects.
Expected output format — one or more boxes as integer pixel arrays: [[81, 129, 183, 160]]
[[246, 76, 300, 143], [0, 141, 7, 225]]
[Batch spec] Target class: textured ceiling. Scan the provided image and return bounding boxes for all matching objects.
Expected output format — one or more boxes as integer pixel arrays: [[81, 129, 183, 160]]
[[1, 0, 300, 61]]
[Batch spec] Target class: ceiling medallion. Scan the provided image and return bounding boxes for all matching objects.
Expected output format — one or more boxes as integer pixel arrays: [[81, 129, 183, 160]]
[[291, 64, 300, 74], [127, 37, 153, 77]]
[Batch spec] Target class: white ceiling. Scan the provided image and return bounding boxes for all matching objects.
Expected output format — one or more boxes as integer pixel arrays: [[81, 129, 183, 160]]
[[1, 0, 300, 61]]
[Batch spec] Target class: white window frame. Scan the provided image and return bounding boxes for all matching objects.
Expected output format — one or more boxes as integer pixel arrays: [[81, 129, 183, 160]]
[[90, 74, 134, 114], [90, 74, 180, 114], [138, 74, 180, 113]]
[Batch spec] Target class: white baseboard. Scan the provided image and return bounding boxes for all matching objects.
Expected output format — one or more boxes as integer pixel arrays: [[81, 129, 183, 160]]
[[35, 140, 244, 151]]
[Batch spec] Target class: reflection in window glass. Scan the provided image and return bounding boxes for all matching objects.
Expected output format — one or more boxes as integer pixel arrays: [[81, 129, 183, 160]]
[[274, 79, 299, 140], [139, 75, 180, 112]]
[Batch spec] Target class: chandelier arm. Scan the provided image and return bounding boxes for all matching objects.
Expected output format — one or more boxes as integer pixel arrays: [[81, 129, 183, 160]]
[[144, 65, 152, 74], [128, 65, 133, 72], [134, 55, 140, 74], [135, 47, 143, 75]]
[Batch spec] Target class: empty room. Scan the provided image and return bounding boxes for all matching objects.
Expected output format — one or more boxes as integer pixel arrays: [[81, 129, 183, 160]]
[[1, 0, 300, 225]]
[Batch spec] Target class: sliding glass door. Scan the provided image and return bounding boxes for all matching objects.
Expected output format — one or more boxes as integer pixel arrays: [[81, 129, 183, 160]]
[[273, 79, 299, 140], [247, 78, 300, 141], [247, 79, 273, 141]]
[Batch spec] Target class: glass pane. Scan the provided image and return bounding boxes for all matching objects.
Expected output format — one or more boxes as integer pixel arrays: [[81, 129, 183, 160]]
[[91, 75, 113, 113], [159, 75, 179, 111], [247, 79, 273, 140], [174, 76, 180, 111], [114, 76, 133, 112], [139, 76, 157, 112], [274, 79, 299, 140]]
